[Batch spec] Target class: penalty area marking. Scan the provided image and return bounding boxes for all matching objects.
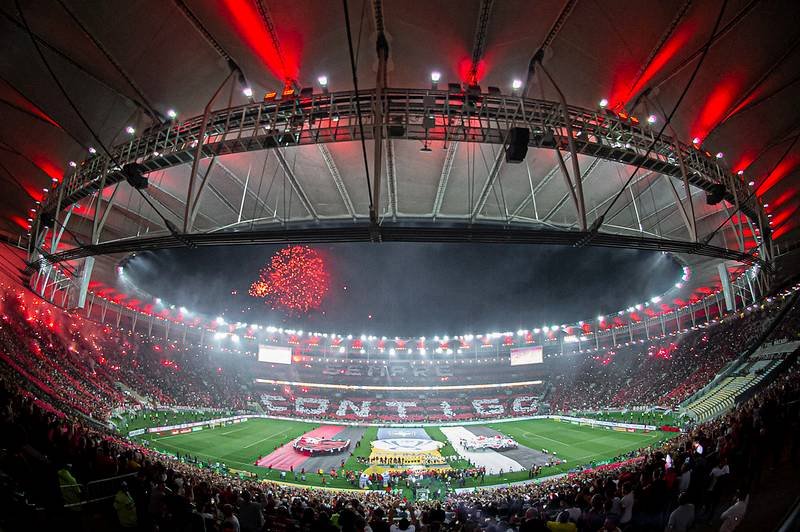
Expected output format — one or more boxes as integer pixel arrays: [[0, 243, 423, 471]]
[[151, 424, 251, 441], [220, 425, 254, 436], [151, 432, 203, 442]]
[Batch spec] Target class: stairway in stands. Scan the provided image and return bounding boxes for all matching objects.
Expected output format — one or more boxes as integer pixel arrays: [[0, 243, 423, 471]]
[[115, 381, 151, 406], [685, 341, 799, 422]]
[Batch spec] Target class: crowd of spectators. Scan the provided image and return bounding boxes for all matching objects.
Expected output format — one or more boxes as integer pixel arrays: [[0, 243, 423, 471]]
[[0, 287, 250, 421], [761, 297, 800, 344], [1, 279, 799, 530], [2, 342, 797, 531], [3, 281, 795, 426], [549, 301, 794, 413]]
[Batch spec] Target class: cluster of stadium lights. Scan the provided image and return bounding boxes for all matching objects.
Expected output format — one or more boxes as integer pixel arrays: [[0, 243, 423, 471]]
[[23, 106, 183, 237], [83, 282, 800, 363], [161, 298, 732, 356], [130, 92, 772, 242], [240, 72, 530, 101], [27, 73, 774, 241], [597, 96, 772, 228], [119, 261, 693, 345], [16, 276, 793, 365]]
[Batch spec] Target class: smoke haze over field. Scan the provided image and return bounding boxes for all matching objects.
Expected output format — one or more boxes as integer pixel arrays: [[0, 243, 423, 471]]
[[124, 243, 681, 336]]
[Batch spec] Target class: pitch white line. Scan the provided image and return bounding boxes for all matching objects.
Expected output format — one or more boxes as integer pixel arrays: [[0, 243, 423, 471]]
[[151, 432, 200, 442], [521, 431, 571, 447], [151, 424, 250, 441], [242, 426, 295, 449], [220, 425, 253, 436]]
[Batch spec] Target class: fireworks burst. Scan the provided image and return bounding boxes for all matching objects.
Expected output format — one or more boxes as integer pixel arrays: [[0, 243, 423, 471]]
[[249, 245, 330, 314]]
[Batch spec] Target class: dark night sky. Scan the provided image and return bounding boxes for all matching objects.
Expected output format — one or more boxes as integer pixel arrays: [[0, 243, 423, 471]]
[[123, 243, 681, 336]]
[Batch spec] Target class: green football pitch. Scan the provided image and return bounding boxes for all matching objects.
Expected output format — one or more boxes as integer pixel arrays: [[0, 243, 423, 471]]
[[137, 418, 670, 491]]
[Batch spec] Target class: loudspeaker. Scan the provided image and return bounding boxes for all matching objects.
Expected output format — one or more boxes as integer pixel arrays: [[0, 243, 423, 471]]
[[466, 84, 482, 95], [505, 127, 530, 163], [387, 117, 406, 137], [122, 163, 148, 190], [706, 183, 726, 205]]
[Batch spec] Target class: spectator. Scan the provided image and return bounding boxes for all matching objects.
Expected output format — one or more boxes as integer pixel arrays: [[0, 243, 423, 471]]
[[678, 463, 692, 494], [666, 492, 694, 532], [708, 459, 730, 492], [719, 491, 749, 532], [601, 516, 623, 532], [390, 517, 414, 532], [57, 463, 81, 509], [521, 507, 549, 532], [238, 490, 264, 532], [222, 503, 241, 532], [113, 481, 138, 529], [546, 511, 576, 532], [580, 494, 605, 531], [619, 481, 635, 526]]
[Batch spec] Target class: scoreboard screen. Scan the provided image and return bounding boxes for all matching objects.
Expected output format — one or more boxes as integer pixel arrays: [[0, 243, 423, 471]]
[[510, 346, 543, 366], [257, 345, 292, 364]]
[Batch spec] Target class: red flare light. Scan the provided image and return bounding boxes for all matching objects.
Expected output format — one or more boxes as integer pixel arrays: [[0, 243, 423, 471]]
[[220, 0, 301, 83], [691, 77, 742, 143]]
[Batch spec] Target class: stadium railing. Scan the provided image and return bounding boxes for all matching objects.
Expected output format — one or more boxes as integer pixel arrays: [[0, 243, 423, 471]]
[[778, 496, 800, 532], [61, 471, 137, 509]]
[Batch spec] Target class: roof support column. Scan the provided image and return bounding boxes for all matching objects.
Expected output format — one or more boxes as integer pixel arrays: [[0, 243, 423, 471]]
[[189, 156, 218, 230], [50, 205, 74, 255], [92, 169, 118, 244], [663, 175, 696, 241], [274, 149, 318, 220], [745, 271, 757, 305], [76, 163, 114, 309], [384, 139, 398, 220], [675, 138, 697, 241], [30, 224, 48, 269], [39, 266, 52, 298], [319, 145, 356, 220], [470, 146, 506, 221], [237, 164, 251, 224], [433, 142, 459, 219], [76, 256, 93, 309], [371, 28, 389, 227], [534, 57, 586, 230], [718, 263, 734, 312], [184, 70, 235, 232]]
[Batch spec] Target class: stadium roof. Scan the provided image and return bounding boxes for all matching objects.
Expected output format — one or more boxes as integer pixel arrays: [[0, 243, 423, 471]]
[[2, 0, 799, 316]]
